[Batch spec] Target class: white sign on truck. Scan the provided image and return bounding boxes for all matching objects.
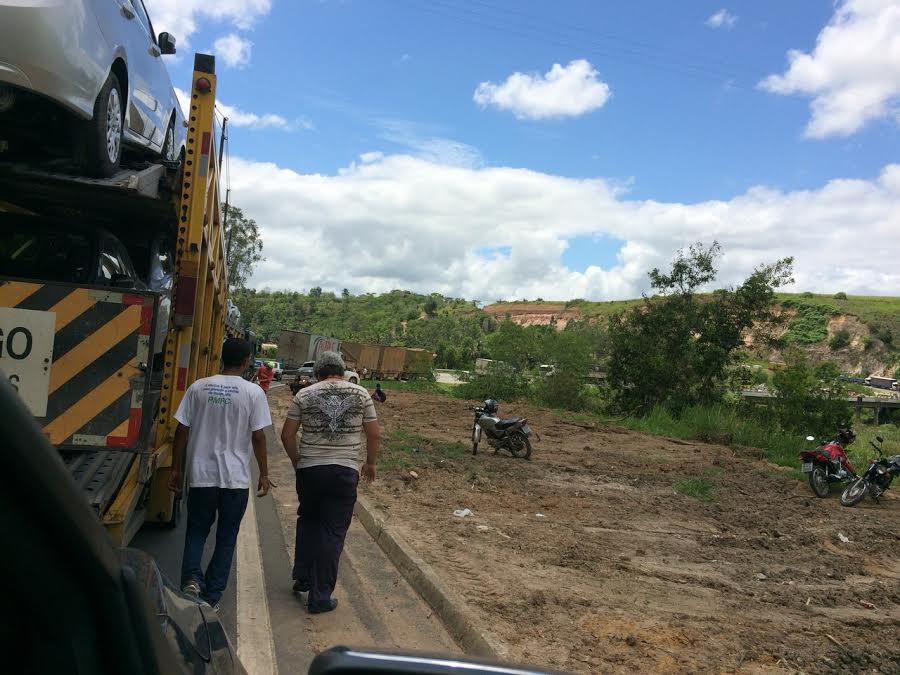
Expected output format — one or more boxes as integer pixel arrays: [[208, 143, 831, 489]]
[[0, 308, 56, 417]]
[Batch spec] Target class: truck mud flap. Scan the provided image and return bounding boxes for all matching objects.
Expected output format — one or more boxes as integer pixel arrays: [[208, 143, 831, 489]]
[[1, 279, 158, 450]]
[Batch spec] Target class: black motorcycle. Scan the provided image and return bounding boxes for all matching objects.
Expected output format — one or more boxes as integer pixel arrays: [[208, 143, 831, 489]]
[[471, 399, 534, 460], [840, 436, 900, 507]]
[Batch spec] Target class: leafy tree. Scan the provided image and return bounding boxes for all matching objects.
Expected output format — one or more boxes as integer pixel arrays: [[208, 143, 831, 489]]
[[342, 288, 350, 300], [535, 331, 593, 410], [223, 204, 264, 291], [424, 298, 439, 317], [607, 242, 793, 414], [833, 292, 847, 300], [771, 351, 850, 438]]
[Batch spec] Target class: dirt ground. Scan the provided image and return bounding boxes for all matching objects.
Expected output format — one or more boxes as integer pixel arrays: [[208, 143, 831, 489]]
[[269, 385, 900, 674]]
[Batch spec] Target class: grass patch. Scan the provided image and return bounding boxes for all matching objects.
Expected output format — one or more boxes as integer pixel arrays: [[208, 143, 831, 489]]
[[675, 478, 714, 502], [378, 429, 471, 474], [617, 404, 900, 474]]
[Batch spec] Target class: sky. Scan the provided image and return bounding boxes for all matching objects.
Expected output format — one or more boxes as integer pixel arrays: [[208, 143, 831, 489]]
[[145, 0, 900, 301]]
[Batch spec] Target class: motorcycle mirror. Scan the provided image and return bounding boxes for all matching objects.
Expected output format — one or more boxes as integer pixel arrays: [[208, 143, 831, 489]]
[[806, 436, 815, 442]]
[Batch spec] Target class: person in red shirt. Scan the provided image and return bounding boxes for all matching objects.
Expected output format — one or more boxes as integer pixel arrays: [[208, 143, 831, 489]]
[[253, 361, 274, 393]]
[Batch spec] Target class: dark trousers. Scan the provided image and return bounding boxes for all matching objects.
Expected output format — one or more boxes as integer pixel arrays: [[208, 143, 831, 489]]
[[180, 486, 249, 604], [293, 465, 359, 607]]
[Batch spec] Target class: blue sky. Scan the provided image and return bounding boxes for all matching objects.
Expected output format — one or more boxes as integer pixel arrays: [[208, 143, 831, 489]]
[[149, 1, 900, 299]]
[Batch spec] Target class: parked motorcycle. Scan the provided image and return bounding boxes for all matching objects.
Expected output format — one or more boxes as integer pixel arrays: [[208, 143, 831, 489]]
[[471, 399, 534, 460], [840, 436, 900, 507], [800, 428, 857, 497]]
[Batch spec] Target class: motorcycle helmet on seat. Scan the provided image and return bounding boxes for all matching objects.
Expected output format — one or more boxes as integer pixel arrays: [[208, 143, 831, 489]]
[[483, 399, 498, 414]]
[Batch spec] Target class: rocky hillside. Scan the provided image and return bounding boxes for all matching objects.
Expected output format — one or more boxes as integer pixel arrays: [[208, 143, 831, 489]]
[[486, 294, 900, 377]]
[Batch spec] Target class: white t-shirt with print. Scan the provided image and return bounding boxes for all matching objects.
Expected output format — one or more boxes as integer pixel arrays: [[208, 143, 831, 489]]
[[174, 374, 272, 489]]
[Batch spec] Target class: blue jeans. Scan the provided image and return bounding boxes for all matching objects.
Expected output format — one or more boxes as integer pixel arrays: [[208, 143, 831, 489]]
[[180, 486, 249, 604]]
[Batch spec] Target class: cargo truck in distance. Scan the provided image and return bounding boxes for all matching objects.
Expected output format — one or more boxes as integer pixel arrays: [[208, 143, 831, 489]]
[[0, 54, 230, 545], [865, 375, 899, 391], [276, 329, 434, 380]]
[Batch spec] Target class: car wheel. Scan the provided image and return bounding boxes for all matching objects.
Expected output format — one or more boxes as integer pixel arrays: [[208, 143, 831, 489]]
[[84, 72, 124, 177]]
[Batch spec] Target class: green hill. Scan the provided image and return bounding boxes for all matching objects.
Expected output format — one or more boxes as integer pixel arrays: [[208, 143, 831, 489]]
[[233, 288, 899, 375]]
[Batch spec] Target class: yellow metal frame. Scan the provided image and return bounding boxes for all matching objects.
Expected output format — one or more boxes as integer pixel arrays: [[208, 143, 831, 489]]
[[141, 54, 229, 527]]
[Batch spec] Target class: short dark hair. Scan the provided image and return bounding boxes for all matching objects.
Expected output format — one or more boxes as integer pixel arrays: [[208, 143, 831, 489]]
[[222, 338, 252, 368]]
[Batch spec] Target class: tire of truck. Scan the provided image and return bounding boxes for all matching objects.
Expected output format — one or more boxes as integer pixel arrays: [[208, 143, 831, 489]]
[[350, 377, 359, 384], [84, 72, 124, 177]]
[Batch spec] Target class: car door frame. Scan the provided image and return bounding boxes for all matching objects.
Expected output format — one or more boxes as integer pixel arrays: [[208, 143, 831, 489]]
[[117, 0, 165, 148]]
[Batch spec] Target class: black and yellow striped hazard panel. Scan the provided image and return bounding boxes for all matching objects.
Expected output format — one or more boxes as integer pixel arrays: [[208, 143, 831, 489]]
[[0, 280, 158, 450]]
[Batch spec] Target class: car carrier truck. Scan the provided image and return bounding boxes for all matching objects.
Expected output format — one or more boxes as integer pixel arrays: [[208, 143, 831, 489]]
[[0, 54, 229, 545]]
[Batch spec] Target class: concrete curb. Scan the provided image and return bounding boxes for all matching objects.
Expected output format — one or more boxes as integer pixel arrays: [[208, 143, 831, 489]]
[[354, 494, 507, 659]]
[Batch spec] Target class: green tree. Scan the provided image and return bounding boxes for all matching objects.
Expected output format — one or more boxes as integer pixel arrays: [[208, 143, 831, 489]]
[[771, 351, 849, 437], [535, 331, 593, 410], [606, 242, 793, 414], [223, 204, 264, 291]]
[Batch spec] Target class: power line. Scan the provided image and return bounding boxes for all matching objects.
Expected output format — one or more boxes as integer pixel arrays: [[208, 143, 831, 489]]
[[387, 0, 750, 90]]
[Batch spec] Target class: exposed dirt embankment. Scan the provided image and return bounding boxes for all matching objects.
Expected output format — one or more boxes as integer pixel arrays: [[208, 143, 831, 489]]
[[484, 303, 581, 330]]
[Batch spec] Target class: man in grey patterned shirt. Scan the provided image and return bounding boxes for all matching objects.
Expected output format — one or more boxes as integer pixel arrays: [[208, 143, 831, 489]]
[[279, 351, 380, 614]]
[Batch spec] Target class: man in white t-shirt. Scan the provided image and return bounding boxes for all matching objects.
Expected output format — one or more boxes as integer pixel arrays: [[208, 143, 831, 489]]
[[168, 337, 273, 609]]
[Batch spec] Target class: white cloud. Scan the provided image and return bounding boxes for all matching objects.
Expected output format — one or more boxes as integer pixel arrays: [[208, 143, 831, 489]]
[[174, 87, 310, 131], [144, 0, 271, 46], [474, 60, 611, 120], [213, 33, 253, 69], [379, 120, 482, 167], [225, 153, 900, 301], [760, 0, 900, 138], [706, 9, 738, 29]]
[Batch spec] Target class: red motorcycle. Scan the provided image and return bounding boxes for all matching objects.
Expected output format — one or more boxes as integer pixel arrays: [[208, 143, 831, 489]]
[[800, 428, 857, 498]]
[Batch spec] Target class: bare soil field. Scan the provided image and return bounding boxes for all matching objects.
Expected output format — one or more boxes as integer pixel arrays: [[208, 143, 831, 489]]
[[269, 386, 900, 674]]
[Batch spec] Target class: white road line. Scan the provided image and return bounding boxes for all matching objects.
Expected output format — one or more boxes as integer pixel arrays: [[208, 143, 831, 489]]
[[236, 491, 278, 675]]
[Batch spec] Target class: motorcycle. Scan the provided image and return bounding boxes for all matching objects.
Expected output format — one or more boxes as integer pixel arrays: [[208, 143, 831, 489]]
[[840, 436, 900, 507], [800, 428, 857, 498], [471, 399, 534, 460]]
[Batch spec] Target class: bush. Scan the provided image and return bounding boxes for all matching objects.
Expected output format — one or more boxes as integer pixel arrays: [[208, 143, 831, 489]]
[[784, 303, 838, 345], [829, 329, 851, 350], [863, 336, 875, 351], [454, 362, 529, 403], [833, 292, 847, 300], [771, 351, 850, 438], [802, 291, 814, 298]]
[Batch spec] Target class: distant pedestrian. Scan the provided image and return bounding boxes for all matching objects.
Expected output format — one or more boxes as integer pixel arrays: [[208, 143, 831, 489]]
[[169, 338, 273, 610], [373, 382, 387, 403], [253, 360, 274, 392], [280, 351, 381, 614]]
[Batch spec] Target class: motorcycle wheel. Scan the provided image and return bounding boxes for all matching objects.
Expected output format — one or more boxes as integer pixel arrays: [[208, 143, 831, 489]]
[[508, 431, 532, 460], [808, 466, 830, 498], [840, 478, 868, 507]]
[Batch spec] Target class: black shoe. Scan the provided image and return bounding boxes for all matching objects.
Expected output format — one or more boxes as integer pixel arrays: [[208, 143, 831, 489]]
[[292, 580, 310, 595], [308, 598, 338, 614]]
